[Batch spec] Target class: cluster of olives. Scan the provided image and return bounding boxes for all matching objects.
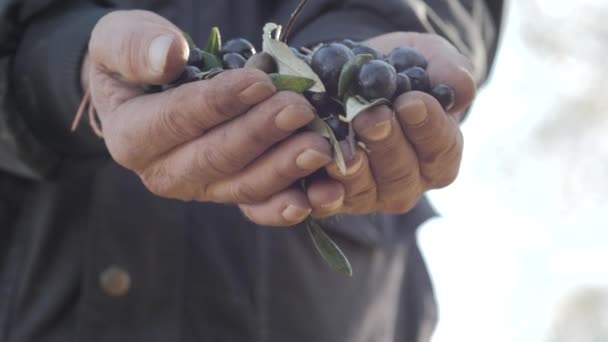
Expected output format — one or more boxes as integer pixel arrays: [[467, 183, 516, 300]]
[[162, 36, 455, 142]]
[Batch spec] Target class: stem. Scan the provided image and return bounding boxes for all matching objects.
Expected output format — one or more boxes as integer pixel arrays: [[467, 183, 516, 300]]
[[280, 0, 309, 43]]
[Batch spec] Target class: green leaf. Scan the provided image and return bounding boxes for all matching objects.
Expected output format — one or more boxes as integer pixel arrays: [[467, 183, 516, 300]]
[[306, 218, 352, 276], [308, 116, 347, 174], [200, 67, 223, 80], [269, 74, 315, 93], [262, 23, 325, 93], [205, 27, 222, 56], [345, 96, 391, 122], [201, 51, 222, 70], [338, 54, 374, 99]]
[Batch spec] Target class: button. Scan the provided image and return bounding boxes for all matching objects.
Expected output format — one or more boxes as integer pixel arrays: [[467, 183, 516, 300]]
[[100, 266, 131, 297]]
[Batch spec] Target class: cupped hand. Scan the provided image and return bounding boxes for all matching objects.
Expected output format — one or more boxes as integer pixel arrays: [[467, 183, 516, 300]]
[[305, 32, 475, 218], [86, 10, 333, 226]]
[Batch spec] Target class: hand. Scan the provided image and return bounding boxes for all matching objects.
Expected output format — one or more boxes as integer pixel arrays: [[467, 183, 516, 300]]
[[86, 10, 333, 226], [304, 32, 475, 217]]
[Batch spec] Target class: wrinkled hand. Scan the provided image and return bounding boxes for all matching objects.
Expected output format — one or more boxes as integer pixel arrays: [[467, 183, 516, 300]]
[[302, 32, 475, 218], [86, 10, 333, 226]]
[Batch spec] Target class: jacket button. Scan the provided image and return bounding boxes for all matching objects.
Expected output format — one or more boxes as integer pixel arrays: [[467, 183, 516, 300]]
[[100, 266, 131, 297]]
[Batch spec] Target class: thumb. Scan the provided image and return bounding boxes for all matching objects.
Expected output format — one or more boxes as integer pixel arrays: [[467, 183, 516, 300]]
[[89, 10, 189, 85]]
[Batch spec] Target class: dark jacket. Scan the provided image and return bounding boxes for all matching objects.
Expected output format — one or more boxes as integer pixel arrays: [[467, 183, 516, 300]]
[[0, 1, 502, 341]]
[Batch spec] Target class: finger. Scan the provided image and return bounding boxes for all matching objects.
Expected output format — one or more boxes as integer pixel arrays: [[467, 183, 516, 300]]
[[395, 92, 464, 189], [239, 187, 311, 227], [89, 10, 189, 86], [102, 69, 276, 171], [195, 132, 332, 203], [365, 32, 476, 115], [326, 149, 378, 215], [306, 178, 345, 218], [352, 105, 423, 213]]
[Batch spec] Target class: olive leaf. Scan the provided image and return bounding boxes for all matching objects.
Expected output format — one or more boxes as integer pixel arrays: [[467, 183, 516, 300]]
[[306, 218, 353, 277], [269, 74, 315, 93], [201, 51, 222, 70], [308, 116, 347, 174], [345, 96, 392, 122], [262, 23, 326, 93], [205, 27, 222, 56], [337, 54, 374, 99], [199, 68, 223, 80]]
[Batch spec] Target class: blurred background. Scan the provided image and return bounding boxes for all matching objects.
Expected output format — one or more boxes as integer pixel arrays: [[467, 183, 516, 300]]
[[418, 0, 608, 341]]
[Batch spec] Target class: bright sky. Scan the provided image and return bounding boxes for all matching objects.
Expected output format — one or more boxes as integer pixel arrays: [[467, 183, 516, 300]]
[[418, 1, 608, 341]]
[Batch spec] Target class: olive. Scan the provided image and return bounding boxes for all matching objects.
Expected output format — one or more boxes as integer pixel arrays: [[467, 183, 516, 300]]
[[351, 45, 384, 60], [173, 65, 201, 85], [357, 60, 397, 101], [305, 92, 342, 118], [289, 47, 312, 65], [388, 47, 428, 72], [222, 52, 247, 69], [311, 43, 355, 96], [430, 84, 456, 111], [187, 47, 205, 70], [221, 38, 256, 59], [401, 67, 430, 92], [325, 115, 349, 140], [340, 39, 358, 49], [394, 73, 412, 99], [244, 52, 277, 73]]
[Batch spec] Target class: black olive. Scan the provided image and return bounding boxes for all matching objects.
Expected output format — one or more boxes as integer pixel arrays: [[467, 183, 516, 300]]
[[221, 38, 256, 59], [311, 43, 355, 96], [388, 47, 428, 72], [357, 60, 397, 101], [430, 84, 456, 111], [401, 67, 430, 92], [222, 52, 247, 69]]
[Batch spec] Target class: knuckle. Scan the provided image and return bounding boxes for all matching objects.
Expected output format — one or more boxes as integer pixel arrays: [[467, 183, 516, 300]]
[[195, 144, 240, 178], [383, 197, 418, 214], [160, 91, 202, 139], [229, 181, 260, 204], [378, 168, 419, 197]]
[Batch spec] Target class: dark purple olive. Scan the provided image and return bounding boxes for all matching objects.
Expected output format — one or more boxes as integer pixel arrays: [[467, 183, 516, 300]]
[[430, 84, 456, 111], [222, 52, 247, 69], [357, 60, 397, 101], [305, 92, 342, 118], [173, 65, 201, 85], [244, 52, 277, 73], [221, 38, 256, 59], [401, 67, 430, 92], [187, 47, 205, 69], [311, 43, 355, 96], [394, 73, 412, 99], [351, 45, 384, 59], [340, 39, 358, 49], [326, 115, 349, 140], [388, 47, 428, 72], [289, 47, 312, 64]]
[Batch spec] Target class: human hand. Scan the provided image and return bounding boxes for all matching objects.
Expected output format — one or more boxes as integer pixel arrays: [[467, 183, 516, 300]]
[[303, 32, 475, 217], [85, 10, 333, 226]]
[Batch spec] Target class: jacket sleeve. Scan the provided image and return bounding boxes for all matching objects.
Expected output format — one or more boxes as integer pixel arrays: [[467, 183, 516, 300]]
[[279, 0, 502, 87], [0, 1, 112, 179]]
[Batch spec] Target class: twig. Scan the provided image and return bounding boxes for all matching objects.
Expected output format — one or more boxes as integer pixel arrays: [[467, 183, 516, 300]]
[[279, 0, 309, 43], [72, 88, 90, 131], [87, 99, 104, 138]]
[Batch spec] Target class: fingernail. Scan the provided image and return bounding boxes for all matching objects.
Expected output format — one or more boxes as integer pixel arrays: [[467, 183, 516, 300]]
[[360, 120, 392, 141], [399, 99, 428, 126], [149, 34, 175, 74], [275, 105, 315, 132], [238, 81, 276, 105], [296, 149, 333, 171], [321, 193, 344, 211], [344, 153, 363, 176], [282, 205, 311, 222]]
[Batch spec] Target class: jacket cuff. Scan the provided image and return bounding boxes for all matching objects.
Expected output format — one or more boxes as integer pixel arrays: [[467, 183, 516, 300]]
[[13, 5, 112, 157]]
